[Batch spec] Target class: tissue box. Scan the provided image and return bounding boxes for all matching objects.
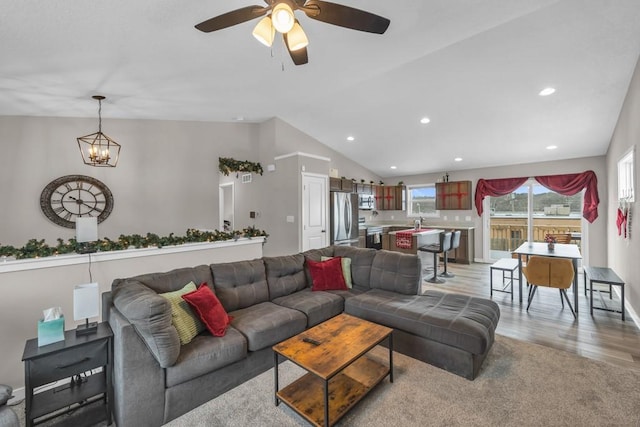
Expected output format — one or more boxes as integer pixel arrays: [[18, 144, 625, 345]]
[[38, 316, 65, 347]]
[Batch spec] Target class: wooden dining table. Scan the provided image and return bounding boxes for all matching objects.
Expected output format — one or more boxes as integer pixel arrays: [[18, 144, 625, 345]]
[[512, 242, 583, 313]]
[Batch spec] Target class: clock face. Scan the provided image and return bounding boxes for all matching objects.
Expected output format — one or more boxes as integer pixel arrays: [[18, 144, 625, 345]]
[[40, 175, 114, 228]]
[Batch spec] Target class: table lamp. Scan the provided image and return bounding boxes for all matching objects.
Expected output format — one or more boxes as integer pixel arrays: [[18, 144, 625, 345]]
[[74, 283, 99, 335], [76, 216, 98, 253]]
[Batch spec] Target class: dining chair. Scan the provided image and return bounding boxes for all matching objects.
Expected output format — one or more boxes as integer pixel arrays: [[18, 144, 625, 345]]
[[522, 256, 576, 318]]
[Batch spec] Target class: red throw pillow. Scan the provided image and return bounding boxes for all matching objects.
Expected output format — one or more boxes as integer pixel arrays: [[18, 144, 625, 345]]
[[182, 283, 233, 337], [307, 257, 348, 291]]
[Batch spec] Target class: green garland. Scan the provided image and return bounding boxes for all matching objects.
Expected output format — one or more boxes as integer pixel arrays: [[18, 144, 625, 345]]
[[218, 157, 264, 176], [0, 227, 269, 260]]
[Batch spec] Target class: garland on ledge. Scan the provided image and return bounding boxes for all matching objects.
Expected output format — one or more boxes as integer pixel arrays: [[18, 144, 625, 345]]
[[0, 227, 269, 260], [218, 157, 264, 176]]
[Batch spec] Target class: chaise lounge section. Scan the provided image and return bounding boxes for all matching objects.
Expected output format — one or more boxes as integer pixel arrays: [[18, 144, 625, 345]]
[[103, 245, 500, 426]]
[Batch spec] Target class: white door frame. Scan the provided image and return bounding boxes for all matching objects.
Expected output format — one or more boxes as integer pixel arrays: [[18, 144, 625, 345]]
[[219, 182, 234, 231], [301, 172, 329, 251]]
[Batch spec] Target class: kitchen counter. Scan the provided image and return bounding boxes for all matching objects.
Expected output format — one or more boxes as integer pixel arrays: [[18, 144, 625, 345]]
[[388, 228, 442, 236]]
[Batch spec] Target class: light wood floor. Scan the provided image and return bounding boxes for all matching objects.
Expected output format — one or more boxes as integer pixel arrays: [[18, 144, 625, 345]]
[[422, 261, 640, 372]]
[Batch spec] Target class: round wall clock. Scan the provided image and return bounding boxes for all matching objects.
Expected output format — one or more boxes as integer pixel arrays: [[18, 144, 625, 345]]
[[40, 175, 114, 228]]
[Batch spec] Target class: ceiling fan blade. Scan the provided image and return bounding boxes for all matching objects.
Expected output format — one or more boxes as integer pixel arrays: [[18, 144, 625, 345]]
[[284, 33, 309, 65], [302, 0, 390, 34], [195, 6, 268, 33]]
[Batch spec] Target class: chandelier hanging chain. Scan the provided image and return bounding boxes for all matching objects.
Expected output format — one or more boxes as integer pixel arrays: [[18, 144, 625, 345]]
[[97, 97, 102, 134]]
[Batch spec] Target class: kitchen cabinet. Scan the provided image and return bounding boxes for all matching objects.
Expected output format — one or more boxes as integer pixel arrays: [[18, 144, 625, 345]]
[[355, 183, 373, 194], [443, 227, 475, 264], [436, 181, 472, 210], [374, 185, 406, 210], [330, 177, 355, 192]]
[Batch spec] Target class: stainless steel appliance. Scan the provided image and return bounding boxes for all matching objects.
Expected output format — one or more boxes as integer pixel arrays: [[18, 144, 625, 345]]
[[330, 192, 359, 246], [365, 226, 383, 250], [358, 194, 375, 210]]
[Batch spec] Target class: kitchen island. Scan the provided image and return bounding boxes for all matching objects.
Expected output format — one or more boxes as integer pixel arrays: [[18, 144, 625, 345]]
[[387, 228, 443, 254]]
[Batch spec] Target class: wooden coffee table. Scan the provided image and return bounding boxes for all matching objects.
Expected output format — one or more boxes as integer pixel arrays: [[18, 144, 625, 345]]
[[273, 313, 393, 427]]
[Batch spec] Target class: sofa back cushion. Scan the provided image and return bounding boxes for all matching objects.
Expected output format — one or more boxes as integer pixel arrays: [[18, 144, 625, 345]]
[[112, 279, 181, 368], [369, 250, 421, 295], [264, 254, 308, 299], [333, 246, 377, 291], [210, 259, 268, 312], [131, 265, 214, 294]]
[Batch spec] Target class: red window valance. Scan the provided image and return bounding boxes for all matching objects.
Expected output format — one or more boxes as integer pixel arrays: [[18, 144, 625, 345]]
[[474, 170, 600, 223]]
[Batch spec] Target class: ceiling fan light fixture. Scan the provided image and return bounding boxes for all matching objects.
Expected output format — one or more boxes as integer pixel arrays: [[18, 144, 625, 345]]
[[252, 16, 275, 47], [272, 3, 295, 33], [287, 20, 308, 51]]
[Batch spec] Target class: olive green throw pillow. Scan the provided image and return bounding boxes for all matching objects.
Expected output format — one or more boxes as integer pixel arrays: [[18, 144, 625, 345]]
[[321, 256, 352, 288], [160, 281, 205, 345]]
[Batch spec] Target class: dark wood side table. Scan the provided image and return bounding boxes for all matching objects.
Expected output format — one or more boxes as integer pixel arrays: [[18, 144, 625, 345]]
[[22, 322, 113, 427]]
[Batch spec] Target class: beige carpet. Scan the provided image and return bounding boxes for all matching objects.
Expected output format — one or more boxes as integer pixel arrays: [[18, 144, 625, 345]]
[[167, 335, 640, 426], [12, 335, 640, 426]]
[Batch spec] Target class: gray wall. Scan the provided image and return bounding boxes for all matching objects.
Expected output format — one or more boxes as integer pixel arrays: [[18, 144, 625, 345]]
[[376, 156, 608, 268], [0, 116, 378, 256], [606, 54, 640, 319]]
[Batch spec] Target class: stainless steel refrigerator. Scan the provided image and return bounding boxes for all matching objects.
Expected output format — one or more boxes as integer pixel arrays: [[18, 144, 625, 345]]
[[330, 192, 359, 246]]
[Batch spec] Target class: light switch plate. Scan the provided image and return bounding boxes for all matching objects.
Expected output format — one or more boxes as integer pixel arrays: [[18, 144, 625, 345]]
[[286, 215, 295, 223]]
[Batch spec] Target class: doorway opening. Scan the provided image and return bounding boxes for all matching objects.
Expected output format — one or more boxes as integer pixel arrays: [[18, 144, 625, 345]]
[[219, 182, 234, 232], [487, 179, 584, 262]]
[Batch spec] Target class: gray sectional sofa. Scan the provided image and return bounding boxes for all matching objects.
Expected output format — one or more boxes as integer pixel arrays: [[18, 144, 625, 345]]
[[103, 246, 500, 427]]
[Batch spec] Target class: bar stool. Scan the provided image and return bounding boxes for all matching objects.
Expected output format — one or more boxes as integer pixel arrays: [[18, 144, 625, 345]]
[[440, 230, 461, 278], [419, 231, 452, 284]]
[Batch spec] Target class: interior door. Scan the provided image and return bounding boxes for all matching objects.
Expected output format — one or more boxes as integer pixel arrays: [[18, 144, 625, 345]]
[[302, 173, 328, 251]]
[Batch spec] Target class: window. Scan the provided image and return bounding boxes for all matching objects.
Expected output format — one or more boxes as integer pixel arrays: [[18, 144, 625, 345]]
[[618, 148, 635, 202], [407, 184, 438, 217]]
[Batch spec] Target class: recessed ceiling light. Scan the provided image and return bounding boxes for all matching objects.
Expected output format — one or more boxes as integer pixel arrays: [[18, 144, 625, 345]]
[[539, 87, 556, 96], [454, 157, 463, 162], [347, 136, 355, 141], [420, 117, 431, 124], [546, 145, 557, 150], [390, 166, 397, 169]]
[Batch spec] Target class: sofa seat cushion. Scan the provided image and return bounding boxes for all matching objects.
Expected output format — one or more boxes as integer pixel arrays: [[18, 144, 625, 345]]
[[229, 302, 307, 351], [165, 327, 247, 388], [272, 289, 344, 327], [345, 289, 500, 355]]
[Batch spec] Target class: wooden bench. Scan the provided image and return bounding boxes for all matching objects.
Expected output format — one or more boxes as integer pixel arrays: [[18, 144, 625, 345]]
[[490, 258, 519, 300], [583, 266, 625, 321]]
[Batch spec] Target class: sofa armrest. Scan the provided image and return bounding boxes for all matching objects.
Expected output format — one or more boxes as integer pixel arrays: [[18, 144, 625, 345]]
[[107, 305, 166, 427]]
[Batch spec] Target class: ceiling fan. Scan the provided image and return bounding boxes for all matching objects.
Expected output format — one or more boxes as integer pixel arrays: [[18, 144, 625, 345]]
[[195, 0, 390, 66]]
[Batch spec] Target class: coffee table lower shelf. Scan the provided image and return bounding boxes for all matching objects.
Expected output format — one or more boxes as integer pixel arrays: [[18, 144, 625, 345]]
[[276, 355, 389, 427]]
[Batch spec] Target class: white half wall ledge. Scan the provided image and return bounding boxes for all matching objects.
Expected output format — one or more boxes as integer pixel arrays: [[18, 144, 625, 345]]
[[0, 238, 265, 274], [0, 237, 266, 391]]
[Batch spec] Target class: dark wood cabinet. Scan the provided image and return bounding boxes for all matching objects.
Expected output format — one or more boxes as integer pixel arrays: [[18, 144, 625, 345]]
[[330, 177, 356, 192], [443, 228, 474, 264], [436, 181, 472, 210], [374, 185, 405, 210], [355, 183, 373, 194]]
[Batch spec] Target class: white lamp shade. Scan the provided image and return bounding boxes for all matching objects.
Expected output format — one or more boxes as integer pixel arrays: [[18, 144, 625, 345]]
[[252, 16, 275, 47], [73, 283, 100, 321], [287, 21, 308, 51], [76, 216, 98, 243], [272, 3, 295, 33]]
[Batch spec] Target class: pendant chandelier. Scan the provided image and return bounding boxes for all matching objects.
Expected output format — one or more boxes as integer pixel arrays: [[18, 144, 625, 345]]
[[77, 95, 121, 167]]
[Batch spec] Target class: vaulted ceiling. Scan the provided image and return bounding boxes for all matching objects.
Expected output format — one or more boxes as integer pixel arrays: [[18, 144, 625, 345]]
[[2, 0, 640, 177]]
